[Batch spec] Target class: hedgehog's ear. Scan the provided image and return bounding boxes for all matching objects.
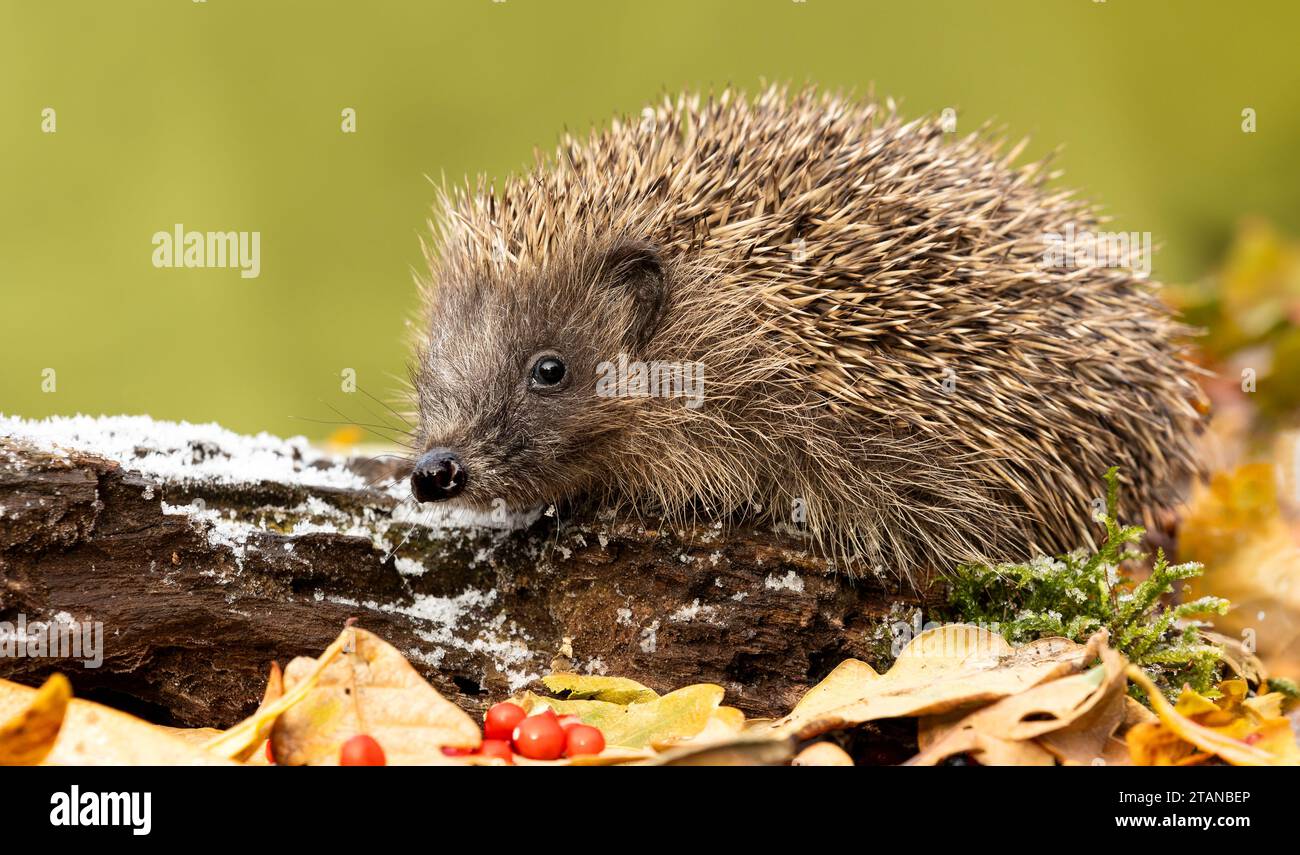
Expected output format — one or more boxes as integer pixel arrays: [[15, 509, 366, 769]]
[[604, 240, 667, 350]]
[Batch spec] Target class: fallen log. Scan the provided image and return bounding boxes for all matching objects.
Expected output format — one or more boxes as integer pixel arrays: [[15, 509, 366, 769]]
[[0, 415, 934, 729]]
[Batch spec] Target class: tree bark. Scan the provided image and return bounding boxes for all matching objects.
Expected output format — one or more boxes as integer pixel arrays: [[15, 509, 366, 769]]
[[0, 422, 934, 728]]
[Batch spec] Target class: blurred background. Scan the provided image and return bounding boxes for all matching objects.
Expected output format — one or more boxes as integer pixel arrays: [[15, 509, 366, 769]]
[[2, 1, 1298, 666], [1, 0, 1297, 438]]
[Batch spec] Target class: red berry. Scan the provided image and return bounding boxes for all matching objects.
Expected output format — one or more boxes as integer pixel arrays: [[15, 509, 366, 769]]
[[265, 740, 275, 764], [476, 738, 513, 764], [339, 734, 386, 766], [512, 713, 566, 760], [555, 714, 582, 731], [484, 702, 527, 740], [565, 724, 606, 757]]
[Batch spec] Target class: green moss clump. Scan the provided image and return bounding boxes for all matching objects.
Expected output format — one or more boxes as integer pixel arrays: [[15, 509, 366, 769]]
[[1267, 676, 1300, 701], [945, 467, 1229, 699]]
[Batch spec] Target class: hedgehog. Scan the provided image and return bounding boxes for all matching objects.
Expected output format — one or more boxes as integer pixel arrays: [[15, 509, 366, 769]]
[[406, 86, 1205, 583]]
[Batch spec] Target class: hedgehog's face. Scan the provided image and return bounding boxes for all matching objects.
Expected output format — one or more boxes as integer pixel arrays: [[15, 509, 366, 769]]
[[410, 240, 668, 512]]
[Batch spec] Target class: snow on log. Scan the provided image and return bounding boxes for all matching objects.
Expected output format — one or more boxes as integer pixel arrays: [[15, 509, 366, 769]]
[[0, 415, 932, 727]]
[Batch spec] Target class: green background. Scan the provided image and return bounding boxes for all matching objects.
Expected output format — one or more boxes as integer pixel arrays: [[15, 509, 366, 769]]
[[2, 0, 1297, 439]]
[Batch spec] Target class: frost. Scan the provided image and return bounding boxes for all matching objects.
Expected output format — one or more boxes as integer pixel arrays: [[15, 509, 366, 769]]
[[639, 620, 659, 654], [669, 598, 719, 624], [0, 415, 557, 689], [764, 570, 805, 593], [0, 414, 542, 535], [0, 413, 367, 492], [328, 587, 543, 692], [163, 501, 257, 568], [289, 519, 341, 536], [393, 556, 426, 577]]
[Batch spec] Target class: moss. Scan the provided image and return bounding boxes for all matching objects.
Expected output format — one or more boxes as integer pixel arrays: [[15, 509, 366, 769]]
[[1267, 676, 1300, 701], [944, 467, 1229, 700]]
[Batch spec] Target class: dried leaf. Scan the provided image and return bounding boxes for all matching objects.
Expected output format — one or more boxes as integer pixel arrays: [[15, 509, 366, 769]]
[[1201, 630, 1268, 688], [651, 705, 747, 751], [0, 674, 70, 765], [176, 663, 284, 762], [793, 741, 854, 766], [511, 746, 657, 766], [205, 636, 349, 761], [765, 625, 1088, 739], [1035, 683, 1129, 766], [157, 726, 223, 747], [1126, 667, 1300, 766], [1181, 462, 1300, 677], [261, 661, 285, 706], [0, 678, 233, 765], [638, 735, 795, 766], [781, 658, 881, 729], [915, 631, 1138, 764], [910, 639, 1128, 766], [271, 626, 480, 765]]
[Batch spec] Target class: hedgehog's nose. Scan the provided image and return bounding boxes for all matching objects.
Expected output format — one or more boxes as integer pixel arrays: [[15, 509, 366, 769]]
[[411, 449, 467, 502]]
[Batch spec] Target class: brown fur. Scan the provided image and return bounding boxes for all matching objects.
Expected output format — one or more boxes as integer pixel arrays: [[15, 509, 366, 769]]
[[410, 86, 1205, 581]]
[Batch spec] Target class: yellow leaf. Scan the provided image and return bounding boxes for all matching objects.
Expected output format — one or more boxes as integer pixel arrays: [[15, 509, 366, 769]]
[[1180, 462, 1300, 676], [519, 683, 725, 749], [651, 705, 747, 751], [0, 674, 71, 765], [1126, 667, 1300, 766], [0, 678, 233, 765], [541, 673, 658, 704]]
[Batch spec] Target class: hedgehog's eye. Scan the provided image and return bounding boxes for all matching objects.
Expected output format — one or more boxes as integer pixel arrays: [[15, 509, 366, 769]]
[[528, 354, 567, 390]]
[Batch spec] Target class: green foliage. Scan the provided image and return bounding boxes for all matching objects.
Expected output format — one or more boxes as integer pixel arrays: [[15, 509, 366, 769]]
[[946, 468, 1229, 699], [1268, 677, 1300, 702]]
